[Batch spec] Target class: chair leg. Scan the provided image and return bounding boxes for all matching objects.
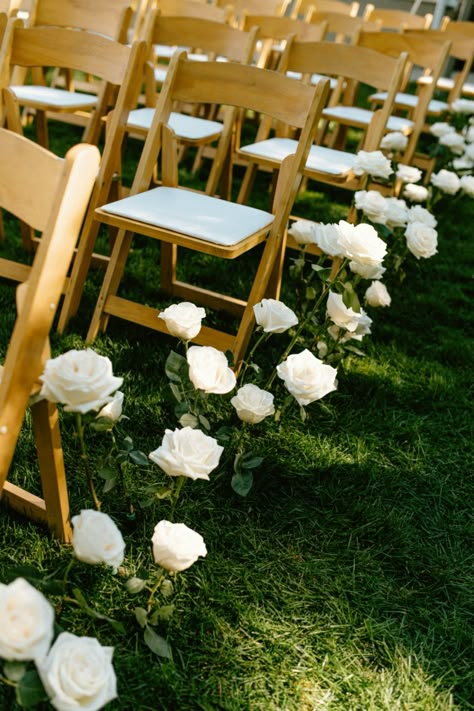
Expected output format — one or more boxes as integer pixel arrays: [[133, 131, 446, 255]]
[[237, 163, 258, 204]]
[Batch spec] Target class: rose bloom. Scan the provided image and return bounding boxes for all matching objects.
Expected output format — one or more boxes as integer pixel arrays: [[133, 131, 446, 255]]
[[186, 345, 236, 394], [405, 222, 438, 259], [71, 510, 125, 569], [96, 390, 124, 423], [149, 426, 223, 481], [328, 311, 372, 342], [354, 190, 387, 224], [37, 632, 117, 711], [439, 131, 465, 155], [158, 302, 206, 340], [336, 220, 387, 266], [276, 349, 338, 406], [0, 578, 54, 663], [403, 183, 428, 203], [253, 298, 298, 334], [380, 131, 408, 152], [349, 260, 386, 280], [464, 142, 474, 161], [460, 174, 474, 197], [451, 98, 474, 114], [430, 169, 461, 195], [407, 205, 437, 228], [365, 280, 391, 307], [326, 291, 373, 334], [384, 197, 409, 228], [231, 383, 275, 424], [39, 348, 123, 414], [311, 222, 343, 257], [396, 164, 422, 184], [429, 122, 455, 137], [464, 125, 474, 143], [453, 155, 474, 171], [288, 219, 317, 245], [152, 520, 207, 572], [353, 150, 393, 179]]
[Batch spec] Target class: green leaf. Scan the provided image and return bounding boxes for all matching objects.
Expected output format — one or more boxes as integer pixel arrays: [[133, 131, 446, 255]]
[[3, 661, 27, 682], [165, 351, 188, 383], [123, 436, 134, 452], [312, 265, 332, 281], [231, 469, 254, 497], [97, 465, 117, 480], [198, 414, 211, 431], [305, 286, 317, 300], [240, 454, 264, 470], [149, 604, 175, 624], [215, 425, 234, 442], [135, 607, 149, 628], [299, 405, 307, 422], [169, 382, 183, 402], [179, 412, 199, 428], [129, 449, 150, 466], [72, 588, 126, 635], [16, 670, 47, 707], [103, 477, 117, 493], [143, 627, 173, 660]]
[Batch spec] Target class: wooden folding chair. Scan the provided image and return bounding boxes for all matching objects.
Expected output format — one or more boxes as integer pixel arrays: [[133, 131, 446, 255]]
[[291, 0, 359, 21], [85, 53, 330, 368], [0, 13, 140, 149], [215, 0, 290, 27], [362, 6, 433, 31], [236, 37, 408, 207], [0, 129, 100, 541]]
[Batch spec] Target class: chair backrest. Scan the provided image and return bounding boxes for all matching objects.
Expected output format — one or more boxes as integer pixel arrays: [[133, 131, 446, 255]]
[[307, 11, 381, 42], [439, 19, 474, 37], [0, 0, 22, 16], [0, 19, 148, 144], [0, 130, 100, 479], [157, 0, 233, 22], [25, 0, 134, 42], [291, 0, 359, 20], [363, 6, 433, 31], [215, 0, 290, 24]]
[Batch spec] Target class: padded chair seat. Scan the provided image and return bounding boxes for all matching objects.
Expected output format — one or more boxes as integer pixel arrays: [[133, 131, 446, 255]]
[[11, 85, 98, 110], [240, 137, 359, 176], [127, 108, 223, 141], [100, 186, 274, 247], [286, 71, 338, 90], [369, 90, 449, 115], [417, 74, 474, 97], [322, 105, 414, 133]]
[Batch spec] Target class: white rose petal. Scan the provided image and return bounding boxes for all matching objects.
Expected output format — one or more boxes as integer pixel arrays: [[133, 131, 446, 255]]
[[152, 520, 207, 572], [354, 190, 387, 224], [0, 578, 54, 663], [336, 220, 387, 266], [253, 299, 298, 334], [96, 391, 124, 423], [349, 260, 386, 280], [230, 383, 275, 424], [430, 169, 461, 195], [71, 510, 125, 569], [460, 175, 474, 197], [365, 281, 391, 307], [403, 183, 429, 203], [276, 349, 338, 406], [396, 164, 422, 184], [158, 302, 206, 340], [407, 205, 437, 228], [380, 131, 408, 152], [39, 348, 123, 414], [288, 219, 317, 245], [186, 346, 236, 394], [37, 632, 117, 711], [451, 98, 474, 115], [405, 222, 438, 259], [430, 122, 455, 137], [311, 222, 344, 257], [353, 150, 393, 179], [384, 197, 409, 228], [149, 427, 223, 481], [326, 291, 372, 334], [439, 131, 465, 155]]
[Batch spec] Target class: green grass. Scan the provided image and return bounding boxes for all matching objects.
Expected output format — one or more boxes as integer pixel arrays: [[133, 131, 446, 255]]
[[0, 119, 473, 710]]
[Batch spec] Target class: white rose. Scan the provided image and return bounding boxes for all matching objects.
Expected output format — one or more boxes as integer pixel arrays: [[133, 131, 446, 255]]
[[460, 175, 474, 197], [464, 125, 474, 143], [380, 131, 408, 152], [452, 155, 474, 171], [71, 510, 125, 569], [96, 390, 124, 423], [403, 183, 428, 203], [253, 298, 298, 334], [439, 131, 465, 155], [39, 348, 123, 414], [186, 345, 236, 394], [451, 98, 474, 115], [158, 302, 206, 340], [407, 205, 437, 228], [230, 383, 275, 424], [288, 219, 317, 245], [311, 222, 343, 257], [430, 169, 461, 195], [276, 349, 337, 406], [349, 260, 386, 280], [336, 220, 387, 266], [430, 122, 455, 137], [149, 427, 223, 481], [384, 197, 409, 228], [354, 190, 387, 224], [405, 222, 438, 259], [365, 280, 391, 307], [0, 578, 54, 662], [326, 291, 373, 334], [328, 313, 372, 342], [152, 520, 207, 572], [37, 632, 117, 711], [353, 150, 393, 179], [464, 142, 474, 160], [396, 164, 422, 184]]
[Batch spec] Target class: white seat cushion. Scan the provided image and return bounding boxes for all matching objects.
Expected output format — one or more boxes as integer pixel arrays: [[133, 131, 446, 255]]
[[11, 85, 97, 109], [100, 187, 274, 247], [322, 105, 414, 133], [286, 71, 338, 90], [418, 74, 474, 97], [240, 137, 359, 177], [127, 108, 223, 141], [370, 90, 449, 115]]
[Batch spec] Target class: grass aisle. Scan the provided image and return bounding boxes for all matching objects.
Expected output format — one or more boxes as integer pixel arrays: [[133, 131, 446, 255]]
[[0, 139, 473, 709]]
